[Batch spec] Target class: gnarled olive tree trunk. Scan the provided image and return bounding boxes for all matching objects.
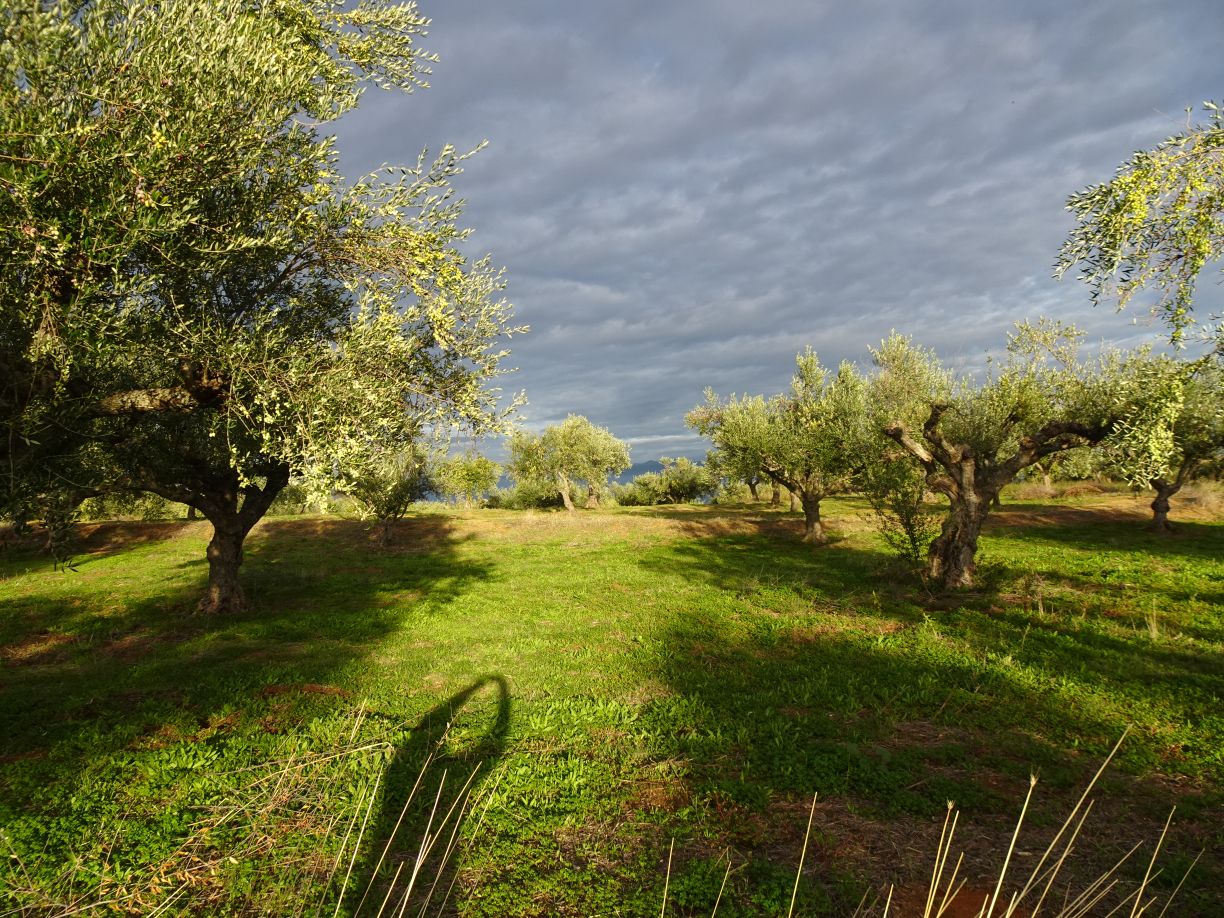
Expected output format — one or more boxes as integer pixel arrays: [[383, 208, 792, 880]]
[[1150, 485, 1175, 533], [136, 463, 290, 613], [764, 470, 829, 544], [556, 473, 575, 512], [925, 475, 994, 589], [747, 477, 760, 502], [586, 482, 600, 509], [202, 519, 247, 614], [887, 407, 1110, 591], [798, 491, 826, 544], [195, 465, 290, 614], [1149, 457, 1198, 533], [769, 481, 781, 507]]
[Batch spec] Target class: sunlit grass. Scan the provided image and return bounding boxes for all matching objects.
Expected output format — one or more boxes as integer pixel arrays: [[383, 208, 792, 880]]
[[1, 492, 1220, 914]]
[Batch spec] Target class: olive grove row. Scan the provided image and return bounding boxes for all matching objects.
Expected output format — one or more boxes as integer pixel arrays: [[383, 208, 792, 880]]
[[475, 328, 1221, 591], [690, 327, 1222, 589], [4, 1, 1222, 609]]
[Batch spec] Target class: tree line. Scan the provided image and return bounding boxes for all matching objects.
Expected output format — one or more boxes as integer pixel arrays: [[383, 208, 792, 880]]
[[689, 323, 1223, 590], [349, 323, 1222, 595], [4, 2, 1222, 609]]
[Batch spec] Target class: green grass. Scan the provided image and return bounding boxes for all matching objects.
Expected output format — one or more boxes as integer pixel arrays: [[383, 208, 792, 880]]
[[1, 492, 1221, 915]]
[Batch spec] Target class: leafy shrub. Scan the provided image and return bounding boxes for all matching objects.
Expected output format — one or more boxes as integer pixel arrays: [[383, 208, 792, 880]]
[[611, 472, 665, 506], [612, 458, 717, 506], [266, 483, 309, 516], [485, 480, 572, 510], [1058, 482, 1106, 498], [78, 492, 178, 522], [712, 480, 754, 504], [860, 451, 941, 567]]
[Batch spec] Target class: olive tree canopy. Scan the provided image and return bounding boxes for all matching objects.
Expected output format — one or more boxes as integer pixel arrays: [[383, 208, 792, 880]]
[[688, 349, 866, 544], [507, 415, 630, 511], [1, 0, 522, 611], [1056, 102, 1224, 347]]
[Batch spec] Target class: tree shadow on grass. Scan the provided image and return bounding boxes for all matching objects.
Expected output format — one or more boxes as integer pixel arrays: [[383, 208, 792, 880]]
[[0, 514, 494, 879], [0, 520, 204, 572], [631, 530, 1222, 913], [949, 601, 1224, 711], [980, 522, 1224, 633], [986, 505, 1224, 564], [637, 525, 922, 619], [620, 502, 859, 544], [69, 520, 212, 565]]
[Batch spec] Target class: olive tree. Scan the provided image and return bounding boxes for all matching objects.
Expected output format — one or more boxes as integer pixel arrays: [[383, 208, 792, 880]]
[[705, 447, 764, 501], [880, 322, 1129, 590], [859, 334, 953, 566], [655, 457, 717, 504], [1056, 102, 1224, 345], [435, 452, 501, 507], [347, 444, 435, 547], [1030, 450, 1091, 493], [1, 1, 522, 611], [613, 457, 715, 506], [507, 416, 630, 511], [688, 349, 866, 544], [1102, 359, 1224, 530]]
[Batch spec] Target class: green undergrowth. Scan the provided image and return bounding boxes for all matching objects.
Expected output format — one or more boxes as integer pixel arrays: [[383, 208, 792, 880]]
[[1, 494, 1221, 914]]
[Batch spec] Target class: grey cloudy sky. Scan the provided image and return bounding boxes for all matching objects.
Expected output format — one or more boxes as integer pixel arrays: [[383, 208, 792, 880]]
[[336, 0, 1220, 460]]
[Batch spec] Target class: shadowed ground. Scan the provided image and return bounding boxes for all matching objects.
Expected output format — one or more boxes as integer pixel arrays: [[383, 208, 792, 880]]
[[1, 492, 1220, 914]]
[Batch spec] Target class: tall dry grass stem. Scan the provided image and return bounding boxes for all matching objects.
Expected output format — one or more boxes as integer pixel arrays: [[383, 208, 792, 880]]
[[874, 728, 1201, 918], [788, 792, 819, 917], [660, 838, 675, 918]]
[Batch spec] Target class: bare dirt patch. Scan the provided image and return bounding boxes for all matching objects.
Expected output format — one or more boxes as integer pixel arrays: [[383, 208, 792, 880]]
[[889, 884, 1017, 917], [0, 630, 80, 665], [884, 719, 976, 750], [986, 503, 1148, 529], [77, 520, 208, 554], [0, 749, 47, 764], [762, 793, 1134, 915], [625, 776, 691, 815], [103, 626, 189, 662]]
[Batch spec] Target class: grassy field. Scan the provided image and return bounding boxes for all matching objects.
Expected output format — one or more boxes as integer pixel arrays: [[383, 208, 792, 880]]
[[1, 491, 1221, 915]]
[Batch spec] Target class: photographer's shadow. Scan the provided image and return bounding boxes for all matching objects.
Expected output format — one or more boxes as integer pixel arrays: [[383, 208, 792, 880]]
[[348, 675, 511, 917]]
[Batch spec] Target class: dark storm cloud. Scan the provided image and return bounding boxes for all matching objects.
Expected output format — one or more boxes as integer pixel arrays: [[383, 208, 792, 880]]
[[336, 0, 1221, 459]]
